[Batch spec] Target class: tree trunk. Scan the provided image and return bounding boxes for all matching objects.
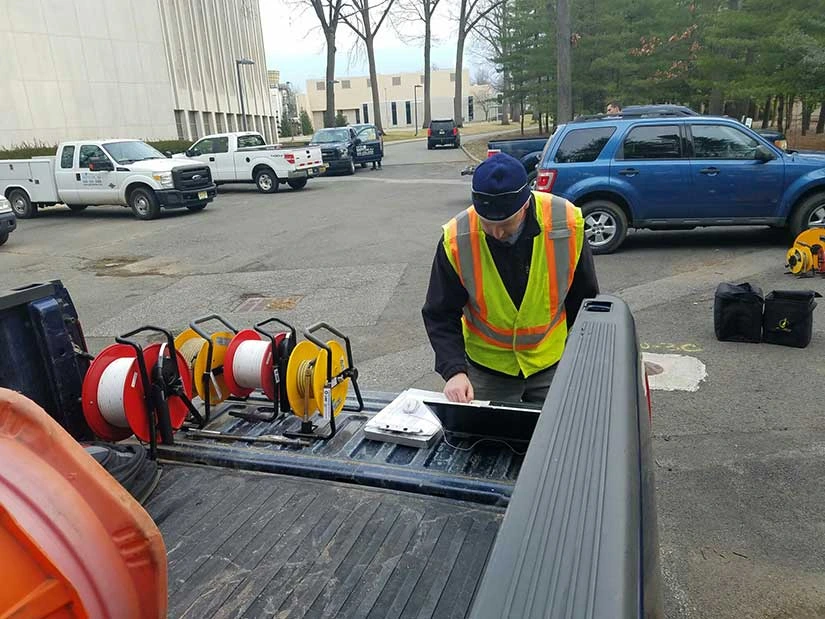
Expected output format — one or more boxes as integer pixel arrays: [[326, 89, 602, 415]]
[[802, 101, 813, 136], [555, 0, 572, 122], [453, 32, 466, 126], [366, 36, 383, 131], [520, 99, 525, 134], [776, 94, 785, 133], [501, 73, 511, 125], [423, 15, 432, 128], [817, 100, 825, 134], [709, 88, 723, 115], [324, 31, 337, 128], [761, 95, 771, 128], [747, 99, 756, 122], [785, 94, 794, 135]]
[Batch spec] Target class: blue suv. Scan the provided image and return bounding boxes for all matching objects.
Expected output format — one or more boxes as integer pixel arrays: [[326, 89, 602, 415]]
[[535, 114, 825, 253]]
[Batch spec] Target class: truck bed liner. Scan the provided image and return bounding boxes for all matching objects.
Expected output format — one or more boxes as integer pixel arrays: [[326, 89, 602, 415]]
[[147, 463, 503, 619]]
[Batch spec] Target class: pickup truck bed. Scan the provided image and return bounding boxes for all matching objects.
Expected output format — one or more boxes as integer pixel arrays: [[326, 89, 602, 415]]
[[148, 464, 502, 619]]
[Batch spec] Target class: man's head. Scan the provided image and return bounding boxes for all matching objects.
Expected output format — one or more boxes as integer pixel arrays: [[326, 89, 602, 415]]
[[471, 153, 531, 241], [606, 101, 622, 115]]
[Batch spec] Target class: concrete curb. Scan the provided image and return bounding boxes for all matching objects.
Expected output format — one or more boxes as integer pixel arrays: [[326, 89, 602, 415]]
[[461, 144, 482, 163]]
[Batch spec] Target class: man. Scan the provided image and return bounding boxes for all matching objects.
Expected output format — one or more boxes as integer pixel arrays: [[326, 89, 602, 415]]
[[422, 153, 599, 404], [606, 100, 622, 115]]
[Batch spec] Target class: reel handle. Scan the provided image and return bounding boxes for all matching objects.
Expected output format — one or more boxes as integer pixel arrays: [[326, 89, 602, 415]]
[[189, 314, 238, 341], [304, 322, 356, 380], [255, 317, 297, 348], [116, 325, 176, 353]]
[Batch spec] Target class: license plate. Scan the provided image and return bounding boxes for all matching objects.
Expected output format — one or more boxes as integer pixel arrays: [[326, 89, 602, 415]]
[[198, 191, 207, 200]]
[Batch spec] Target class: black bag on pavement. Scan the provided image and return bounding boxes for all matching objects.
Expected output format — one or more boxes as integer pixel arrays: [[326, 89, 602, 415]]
[[762, 290, 821, 348], [714, 282, 764, 343]]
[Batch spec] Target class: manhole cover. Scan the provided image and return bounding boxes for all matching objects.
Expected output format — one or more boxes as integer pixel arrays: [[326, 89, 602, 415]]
[[234, 296, 303, 312]]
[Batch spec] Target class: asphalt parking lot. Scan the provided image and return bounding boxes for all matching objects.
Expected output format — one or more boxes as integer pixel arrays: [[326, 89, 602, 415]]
[[2, 137, 825, 618]]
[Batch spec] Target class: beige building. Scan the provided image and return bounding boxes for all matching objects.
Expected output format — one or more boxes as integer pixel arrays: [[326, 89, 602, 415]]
[[304, 69, 472, 130], [1, 0, 277, 149]]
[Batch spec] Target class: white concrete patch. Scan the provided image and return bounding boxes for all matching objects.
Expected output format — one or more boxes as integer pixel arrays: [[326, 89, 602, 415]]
[[643, 352, 707, 392]]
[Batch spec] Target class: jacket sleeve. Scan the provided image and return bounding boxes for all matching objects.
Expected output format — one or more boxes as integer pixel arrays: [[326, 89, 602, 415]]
[[421, 237, 470, 381], [564, 240, 600, 328]]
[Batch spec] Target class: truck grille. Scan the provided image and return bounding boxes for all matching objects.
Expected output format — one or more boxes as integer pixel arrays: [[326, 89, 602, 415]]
[[173, 166, 212, 190], [320, 148, 340, 161]]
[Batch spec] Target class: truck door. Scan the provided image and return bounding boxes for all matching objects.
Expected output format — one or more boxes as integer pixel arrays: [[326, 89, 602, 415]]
[[75, 145, 119, 204], [354, 125, 382, 164], [55, 144, 79, 204], [187, 137, 231, 182]]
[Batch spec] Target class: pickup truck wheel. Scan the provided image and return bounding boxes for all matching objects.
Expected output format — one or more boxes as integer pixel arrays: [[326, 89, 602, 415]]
[[347, 159, 356, 175], [67, 204, 88, 212], [254, 168, 278, 193], [129, 187, 160, 220], [287, 178, 308, 190], [581, 200, 628, 254], [790, 192, 825, 237], [0, 232, 8, 246], [186, 203, 207, 212], [8, 189, 36, 219]]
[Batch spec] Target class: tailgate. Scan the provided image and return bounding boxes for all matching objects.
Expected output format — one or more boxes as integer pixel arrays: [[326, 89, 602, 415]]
[[286, 146, 324, 170]]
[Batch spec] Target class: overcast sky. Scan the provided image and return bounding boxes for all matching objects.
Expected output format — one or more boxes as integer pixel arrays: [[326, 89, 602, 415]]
[[259, 0, 479, 91]]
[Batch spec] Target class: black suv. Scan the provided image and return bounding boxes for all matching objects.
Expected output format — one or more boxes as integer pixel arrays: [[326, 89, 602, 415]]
[[428, 119, 460, 149]]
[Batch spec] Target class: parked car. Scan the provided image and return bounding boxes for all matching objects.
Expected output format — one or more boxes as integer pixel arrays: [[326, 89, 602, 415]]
[[0, 195, 16, 246], [349, 123, 384, 168], [534, 114, 825, 253], [175, 131, 325, 193], [486, 136, 551, 186], [1, 140, 216, 220], [309, 127, 362, 175], [427, 119, 460, 149]]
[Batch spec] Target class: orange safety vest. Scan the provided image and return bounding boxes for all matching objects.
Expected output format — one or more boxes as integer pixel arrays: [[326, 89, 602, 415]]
[[442, 191, 585, 377]]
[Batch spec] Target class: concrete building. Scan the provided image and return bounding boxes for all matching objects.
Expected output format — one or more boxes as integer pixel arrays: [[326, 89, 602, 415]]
[[1, 0, 277, 149], [303, 69, 472, 130]]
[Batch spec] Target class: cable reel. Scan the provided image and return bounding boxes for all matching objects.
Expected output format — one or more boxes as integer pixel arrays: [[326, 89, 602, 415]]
[[174, 315, 237, 424], [787, 245, 813, 275], [82, 326, 199, 459], [284, 322, 364, 441], [787, 227, 825, 276]]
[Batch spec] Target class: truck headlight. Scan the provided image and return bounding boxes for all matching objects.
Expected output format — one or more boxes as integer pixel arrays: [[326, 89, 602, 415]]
[[152, 172, 174, 188], [0, 196, 11, 214]]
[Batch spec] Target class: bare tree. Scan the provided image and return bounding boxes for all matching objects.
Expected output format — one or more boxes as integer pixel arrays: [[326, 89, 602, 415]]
[[473, 0, 510, 123], [393, 0, 443, 127], [453, 0, 502, 126], [555, 0, 572, 122], [342, 0, 397, 131], [300, 0, 345, 128]]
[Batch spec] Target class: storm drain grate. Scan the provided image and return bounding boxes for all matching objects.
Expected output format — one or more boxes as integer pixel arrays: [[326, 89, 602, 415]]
[[233, 296, 303, 312]]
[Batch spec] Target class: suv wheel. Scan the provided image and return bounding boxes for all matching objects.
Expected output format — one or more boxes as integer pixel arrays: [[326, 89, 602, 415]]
[[254, 168, 278, 193], [0, 231, 8, 246], [790, 192, 825, 238], [581, 200, 628, 254], [8, 189, 36, 218]]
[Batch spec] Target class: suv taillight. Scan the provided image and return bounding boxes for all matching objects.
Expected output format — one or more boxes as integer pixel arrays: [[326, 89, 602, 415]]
[[427, 128, 432, 137], [284, 153, 295, 164], [452, 127, 458, 135], [487, 149, 501, 158], [535, 169, 557, 192]]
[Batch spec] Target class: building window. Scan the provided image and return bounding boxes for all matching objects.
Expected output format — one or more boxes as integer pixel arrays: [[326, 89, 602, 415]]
[[227, 114, 236, 132], [355, 108, 361, 123], [366, 78, 371, 88], [188, 111, 199, 140], [316, 81, 326, 91], [392, 76, 401, 86], [391, 101, 398, 126], [405, 101, 411, 125], [450, 72, 456, 82], [174, 110, 185, 140], [216, 113, 225, 133], [342, 80, 351, 89], [362, 103, 369, 124], [202, 112, 213, 135]]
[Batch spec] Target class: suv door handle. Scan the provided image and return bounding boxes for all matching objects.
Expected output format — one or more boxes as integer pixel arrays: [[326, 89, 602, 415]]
[[700, 167, 720, 176], [75, 173, 81, 181], [209, 157, 215, 162], [618, 168, 639, 177]]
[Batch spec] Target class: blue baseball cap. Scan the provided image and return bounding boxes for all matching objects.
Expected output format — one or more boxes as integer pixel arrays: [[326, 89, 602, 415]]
[[471, 153, 531, 221]]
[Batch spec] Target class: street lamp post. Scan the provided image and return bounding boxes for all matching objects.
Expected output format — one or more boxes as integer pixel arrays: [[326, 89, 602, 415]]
[[413, 84, 422, 135], [236, 58, 255, 131]]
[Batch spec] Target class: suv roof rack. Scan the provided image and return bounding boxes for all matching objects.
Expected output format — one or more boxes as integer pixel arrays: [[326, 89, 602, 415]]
[[572, 104, 699, 123]]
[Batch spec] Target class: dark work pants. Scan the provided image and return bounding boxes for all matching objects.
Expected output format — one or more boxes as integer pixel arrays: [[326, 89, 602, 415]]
[[466, 363, 556, 404]]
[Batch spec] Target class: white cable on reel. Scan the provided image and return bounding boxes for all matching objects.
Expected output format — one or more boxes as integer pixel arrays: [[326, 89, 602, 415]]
[[232, 340, 272, 390], [96, 356, 136, 429]]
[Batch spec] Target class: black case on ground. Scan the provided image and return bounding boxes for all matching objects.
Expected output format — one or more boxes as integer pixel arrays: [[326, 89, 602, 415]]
[[762, 290, 820, 348], [714, 282, 764, 343]]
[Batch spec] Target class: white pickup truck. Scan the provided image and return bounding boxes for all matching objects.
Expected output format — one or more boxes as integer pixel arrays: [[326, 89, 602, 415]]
[[0, 140, 217, 220], [174, 132, 326, 193]]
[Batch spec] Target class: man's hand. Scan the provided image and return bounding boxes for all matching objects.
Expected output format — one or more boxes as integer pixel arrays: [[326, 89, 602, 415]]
[[444, 372, 474, 403]]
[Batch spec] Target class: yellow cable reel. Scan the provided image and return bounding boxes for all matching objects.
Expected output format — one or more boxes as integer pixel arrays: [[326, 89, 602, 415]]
[[786, 246, 813, 275], [286, 340, 350, 419], [174, 328, 234, 405]]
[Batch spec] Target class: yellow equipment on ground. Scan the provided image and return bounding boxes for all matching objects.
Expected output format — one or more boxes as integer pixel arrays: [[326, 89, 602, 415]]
[[786, 228, 825, 276]]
